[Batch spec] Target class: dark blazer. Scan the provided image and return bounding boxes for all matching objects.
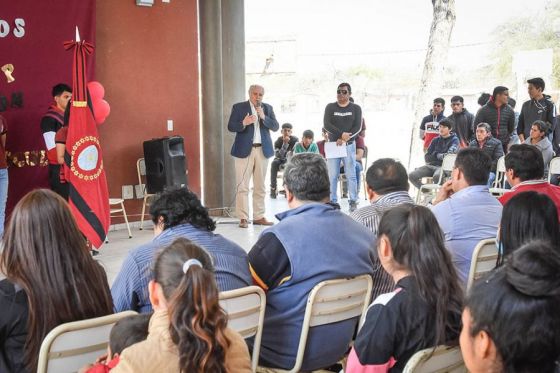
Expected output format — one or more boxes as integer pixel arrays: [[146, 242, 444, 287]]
[[227, 101, 279, 158]]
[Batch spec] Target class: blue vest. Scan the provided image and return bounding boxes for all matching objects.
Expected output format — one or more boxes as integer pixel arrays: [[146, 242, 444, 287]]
[[259, 203, 375, 370]]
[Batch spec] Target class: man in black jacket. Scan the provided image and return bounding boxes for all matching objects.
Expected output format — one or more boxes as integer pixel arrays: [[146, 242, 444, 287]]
[[448, 95, 474, 148], [469, 122, 504, 187], [474, 86, 515, 154], [517, 78, 557, 151]]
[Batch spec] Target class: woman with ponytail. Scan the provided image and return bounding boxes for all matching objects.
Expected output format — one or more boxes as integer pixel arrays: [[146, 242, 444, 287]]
[[461, 240, 560, 372], [111, 238, 251, 373], [347, 204, 463, 372]]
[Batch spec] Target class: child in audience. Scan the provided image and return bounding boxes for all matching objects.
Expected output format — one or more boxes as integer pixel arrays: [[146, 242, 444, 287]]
[[497, 191, 560, 266], [346, 205, 463, 372], [293, 130, 319, 154], [83, 313, 151, 373], [110, 238, 251, 373], [461, 241, 560, 372], [0, 189, 113, 373]]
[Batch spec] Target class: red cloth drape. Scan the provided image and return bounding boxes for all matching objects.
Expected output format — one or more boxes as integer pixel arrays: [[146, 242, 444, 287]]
[[64, 39, 109, 248]]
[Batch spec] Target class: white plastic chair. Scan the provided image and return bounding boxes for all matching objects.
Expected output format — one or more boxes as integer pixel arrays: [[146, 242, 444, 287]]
[[273, 275, 373, 373], [136, 158, 155, 230], [548, 157, 560, 183], [403, 345, 466, 373], [37, 311, 137, 373], [489, 156, 508, 197], [220, 286, 266, 373], [105, 198, 132, 243], [466, 238, 498, 291], [416, 153, 457, 204]]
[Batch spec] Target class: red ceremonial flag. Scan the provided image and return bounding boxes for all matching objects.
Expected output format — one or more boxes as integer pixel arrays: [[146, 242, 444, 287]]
[[63, 31, 110, 248]]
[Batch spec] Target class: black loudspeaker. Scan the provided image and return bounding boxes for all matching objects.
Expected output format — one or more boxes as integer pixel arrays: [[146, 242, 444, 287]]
[[143, 136, 188, 194]]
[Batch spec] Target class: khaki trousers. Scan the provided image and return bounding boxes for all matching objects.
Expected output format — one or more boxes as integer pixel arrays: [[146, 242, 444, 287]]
[[234, 147, 268, 220]]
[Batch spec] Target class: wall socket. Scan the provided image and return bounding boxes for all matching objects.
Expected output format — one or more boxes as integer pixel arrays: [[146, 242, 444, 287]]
[[122, 185, 134, 200], [135, 184, 145, 199], [167, 119, 173, 131]]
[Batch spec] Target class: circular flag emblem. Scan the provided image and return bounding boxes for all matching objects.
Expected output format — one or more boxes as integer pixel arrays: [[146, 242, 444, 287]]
[[70, 136, 104, 181]]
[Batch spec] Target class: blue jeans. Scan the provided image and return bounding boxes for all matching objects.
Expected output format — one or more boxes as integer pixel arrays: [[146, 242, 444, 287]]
[[0, 168, 8, 237], [327, 142, 357, 203]]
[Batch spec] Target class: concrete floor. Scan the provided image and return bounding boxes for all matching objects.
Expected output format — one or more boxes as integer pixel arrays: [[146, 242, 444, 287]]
[[98, 195, 370, 285]]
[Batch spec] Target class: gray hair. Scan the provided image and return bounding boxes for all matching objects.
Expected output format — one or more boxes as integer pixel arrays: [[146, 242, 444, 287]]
[[248, 84, 264, 94], [476, 122, 492, 133], [283, 153, 330, 202]]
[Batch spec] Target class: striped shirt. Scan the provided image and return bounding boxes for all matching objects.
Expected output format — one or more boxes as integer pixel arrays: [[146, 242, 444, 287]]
[[350, 191, 414, 298], [350, 191, 414, 237], [111, 224, 252, 313]]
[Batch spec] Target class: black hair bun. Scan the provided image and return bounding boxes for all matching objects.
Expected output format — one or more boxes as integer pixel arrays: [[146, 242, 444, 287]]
[[506, 240, 560, 298]]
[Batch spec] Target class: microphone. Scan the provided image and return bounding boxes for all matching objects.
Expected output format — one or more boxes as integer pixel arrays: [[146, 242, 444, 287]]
[[255, 100, 264, 125]]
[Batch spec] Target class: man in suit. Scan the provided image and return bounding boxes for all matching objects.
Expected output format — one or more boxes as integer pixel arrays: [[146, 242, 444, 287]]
[[228, 84, 279, 228]]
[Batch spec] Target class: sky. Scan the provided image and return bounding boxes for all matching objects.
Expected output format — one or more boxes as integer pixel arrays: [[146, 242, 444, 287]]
[[245, 0, 552, 71], [246, 0, 550, 50]]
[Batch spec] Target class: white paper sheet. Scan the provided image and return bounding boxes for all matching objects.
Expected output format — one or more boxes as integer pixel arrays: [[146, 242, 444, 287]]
[[324, 141, 348, 159]]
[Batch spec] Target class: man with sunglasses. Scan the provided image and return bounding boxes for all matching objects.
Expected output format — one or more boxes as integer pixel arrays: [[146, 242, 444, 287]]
[[323, 82, 362, 212]]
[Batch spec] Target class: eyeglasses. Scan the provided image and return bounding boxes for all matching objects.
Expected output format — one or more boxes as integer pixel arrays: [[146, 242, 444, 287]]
[[337, 90, 348, 95]]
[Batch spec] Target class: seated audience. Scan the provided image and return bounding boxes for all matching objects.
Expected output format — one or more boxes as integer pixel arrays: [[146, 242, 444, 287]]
[[430, 148, 502, 286], [461, 241, 560, 373], [270, 122, 298, 198], [499, 144, 560, 213], [249, 153, 375, 371], [469, 122, 504, 187], [83, 313, 151, 373], [110, 238, 251, 372], [0, 189, 113, 373], [351, 158, 413, 236], [523, 120, 554, 174], [347, 205, 463, 372], [111, 187, 251, 313], [497, 191, 560, 266], [351, 158, 414, 298], [409, 118, 459, 189], [293, 129, 319, 154]]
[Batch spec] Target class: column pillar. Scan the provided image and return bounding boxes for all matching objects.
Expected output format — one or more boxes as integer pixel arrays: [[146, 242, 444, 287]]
[[221, 0, 246, 207], [199, 0, 224, 209]]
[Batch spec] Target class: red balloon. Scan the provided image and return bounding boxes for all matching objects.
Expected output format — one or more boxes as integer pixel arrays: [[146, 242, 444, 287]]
[[88, 81, 105, 101], [94, 99, 111, 124]]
